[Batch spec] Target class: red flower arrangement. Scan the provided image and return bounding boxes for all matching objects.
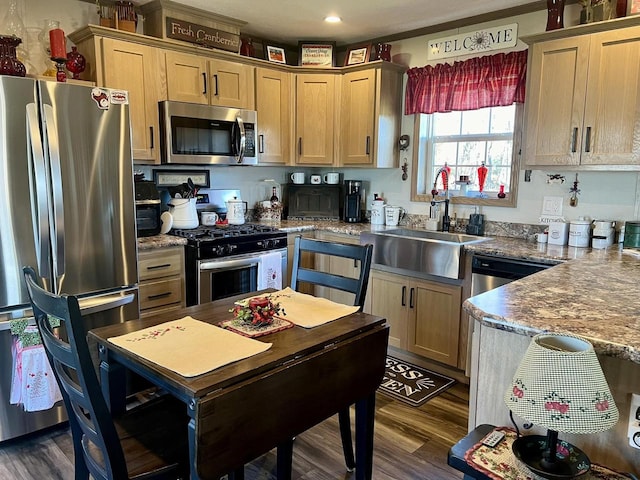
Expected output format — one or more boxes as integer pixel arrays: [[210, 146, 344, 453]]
[[230, 297, 282, 327]]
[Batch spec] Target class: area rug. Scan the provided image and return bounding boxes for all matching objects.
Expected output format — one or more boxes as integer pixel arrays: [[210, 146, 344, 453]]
[[379, 356, 455, 407]]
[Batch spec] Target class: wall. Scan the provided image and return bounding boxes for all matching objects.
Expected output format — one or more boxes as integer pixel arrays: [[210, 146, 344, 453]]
[[18, 1, 640, 224]]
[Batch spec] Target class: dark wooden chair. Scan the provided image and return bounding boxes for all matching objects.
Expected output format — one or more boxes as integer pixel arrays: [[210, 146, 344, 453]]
[[278, 236, 374, 476], [23, 266, 190, 480]]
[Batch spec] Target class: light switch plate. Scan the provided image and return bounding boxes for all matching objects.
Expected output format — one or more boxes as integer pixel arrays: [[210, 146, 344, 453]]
[[541, 196, 563, 217]]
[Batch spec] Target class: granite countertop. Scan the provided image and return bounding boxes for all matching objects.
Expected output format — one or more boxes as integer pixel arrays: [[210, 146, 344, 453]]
[[136, 223, 640, 364], [463, 245, 640, 364], [137, 235, 188, 250]]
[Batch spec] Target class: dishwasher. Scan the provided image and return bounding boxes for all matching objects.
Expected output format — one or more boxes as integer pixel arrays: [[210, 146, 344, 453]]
[[471, 254, 554, 296]]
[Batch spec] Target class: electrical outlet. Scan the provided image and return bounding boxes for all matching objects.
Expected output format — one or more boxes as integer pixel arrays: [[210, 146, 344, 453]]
[[541, 196, 564, 217]]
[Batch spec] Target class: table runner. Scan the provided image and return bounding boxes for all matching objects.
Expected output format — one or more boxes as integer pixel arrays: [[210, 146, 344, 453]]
[[239, 287, 359, 328], [108, 316, 271, 377], [465, 427, 633, 480]]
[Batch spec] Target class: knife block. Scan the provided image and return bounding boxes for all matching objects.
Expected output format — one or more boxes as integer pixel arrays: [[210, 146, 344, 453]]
[[466, 213, 485, 236]]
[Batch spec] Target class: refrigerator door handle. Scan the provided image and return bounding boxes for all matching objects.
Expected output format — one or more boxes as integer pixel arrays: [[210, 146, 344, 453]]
[[26, 103, 51, 279], [42, 104, 65, 286]]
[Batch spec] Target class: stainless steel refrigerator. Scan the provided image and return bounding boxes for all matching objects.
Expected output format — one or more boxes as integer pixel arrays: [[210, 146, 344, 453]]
[[0, 76, 139, 442]]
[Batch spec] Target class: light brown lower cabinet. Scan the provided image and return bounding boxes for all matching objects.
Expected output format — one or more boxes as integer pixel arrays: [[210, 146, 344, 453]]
[[365, 270, 462, 367], [138, 246, 185, 318]]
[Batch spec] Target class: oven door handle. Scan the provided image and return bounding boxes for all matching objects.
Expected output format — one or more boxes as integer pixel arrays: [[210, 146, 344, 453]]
[[199, 257, 261, 272]]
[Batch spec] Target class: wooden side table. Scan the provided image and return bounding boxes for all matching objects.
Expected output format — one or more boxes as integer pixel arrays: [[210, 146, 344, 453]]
[[448, 425, 634, 480], [447, 424, 494, 480]]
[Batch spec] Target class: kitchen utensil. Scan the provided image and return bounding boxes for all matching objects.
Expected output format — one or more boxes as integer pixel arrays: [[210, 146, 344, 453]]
[[569, 218, 591, 247], [384, 206, 404, 226], [201, 211, 219, 226], [226, 197, 247, 225], [370, 198, 386, 225], [547, 222, 569, 245], [168, 198, 198, 229], [324, 172, 340, 184], [310, 174, 321, 184], [290, 172, 305, 184], [535, 232, 548, 244], [623, 221, 640, 249]]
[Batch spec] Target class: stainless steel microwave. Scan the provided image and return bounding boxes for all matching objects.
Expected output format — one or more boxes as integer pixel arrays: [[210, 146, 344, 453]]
[[159, 101, 257, 165]]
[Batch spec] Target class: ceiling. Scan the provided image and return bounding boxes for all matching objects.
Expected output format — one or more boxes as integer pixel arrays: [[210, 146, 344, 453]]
[[137, 0, 547, 46]]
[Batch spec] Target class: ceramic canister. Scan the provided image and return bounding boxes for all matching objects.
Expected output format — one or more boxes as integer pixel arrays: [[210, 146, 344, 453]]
[[370, 199, 386, 225], [568, 219, 591, 247], [547, 221, 569, 246]]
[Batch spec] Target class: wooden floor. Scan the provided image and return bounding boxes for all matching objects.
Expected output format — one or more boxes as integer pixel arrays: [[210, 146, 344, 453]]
[[0, 384, 469, 480]]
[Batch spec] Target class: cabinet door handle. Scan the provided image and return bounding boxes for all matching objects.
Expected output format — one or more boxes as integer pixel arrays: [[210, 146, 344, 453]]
[[213, 74, 219, 96], [202, 72, 207, 94], [147, 292, 172, 300], [298, 137, 302, 156], [571, 127, 578, 153], [366, 136, 370, 155], [259, 134, 264, 154], [147, 263, 171, 270], [401, 286, 406, 306], [585, 126, 592, 152], [149, 126, 154, 149], [409, 287, 415, 309]]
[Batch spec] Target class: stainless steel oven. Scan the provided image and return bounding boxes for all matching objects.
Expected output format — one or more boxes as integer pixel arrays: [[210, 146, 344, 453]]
[[170, 222, 288, 306], [198, 248, 287, 303]]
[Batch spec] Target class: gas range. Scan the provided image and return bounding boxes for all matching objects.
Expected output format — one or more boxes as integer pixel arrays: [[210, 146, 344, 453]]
[[170, 224, 287, 259]]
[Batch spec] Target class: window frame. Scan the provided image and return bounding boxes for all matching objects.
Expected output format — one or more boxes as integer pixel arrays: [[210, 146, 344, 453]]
[[410, 103, 523, 208]]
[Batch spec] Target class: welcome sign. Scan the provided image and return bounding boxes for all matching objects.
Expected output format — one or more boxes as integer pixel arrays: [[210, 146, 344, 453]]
[[427, 23, 518, 61]]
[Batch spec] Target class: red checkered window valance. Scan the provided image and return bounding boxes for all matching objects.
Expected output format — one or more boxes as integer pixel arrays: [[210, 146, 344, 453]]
[[405, 49, 528, 115]]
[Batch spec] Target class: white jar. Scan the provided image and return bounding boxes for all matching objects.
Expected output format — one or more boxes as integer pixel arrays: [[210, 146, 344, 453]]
[[568, 219, 591, 247], [547, 222, 569, 246], [370, 199, 386, 225]]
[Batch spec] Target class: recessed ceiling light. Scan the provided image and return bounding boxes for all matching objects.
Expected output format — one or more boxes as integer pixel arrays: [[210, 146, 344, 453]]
[[324, 15, 342, 23]]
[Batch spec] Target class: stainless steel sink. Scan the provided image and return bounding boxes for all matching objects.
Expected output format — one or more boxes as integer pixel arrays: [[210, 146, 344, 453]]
[[382, 228, 486, 244], [360, 228, 490, 280]]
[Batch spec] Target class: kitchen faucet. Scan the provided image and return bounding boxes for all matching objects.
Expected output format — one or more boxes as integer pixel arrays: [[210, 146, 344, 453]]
[[431, 165, 451, 232]]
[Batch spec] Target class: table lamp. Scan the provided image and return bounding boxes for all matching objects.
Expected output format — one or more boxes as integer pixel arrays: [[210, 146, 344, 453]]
[[504, 332, 618, 479]]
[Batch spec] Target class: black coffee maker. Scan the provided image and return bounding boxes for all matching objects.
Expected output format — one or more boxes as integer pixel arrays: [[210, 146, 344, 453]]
[[344, 180, 363, 223]]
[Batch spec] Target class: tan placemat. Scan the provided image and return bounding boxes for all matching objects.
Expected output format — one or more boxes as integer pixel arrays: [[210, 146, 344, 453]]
[[465, 427, 633, 480], [239, 287, 359, 328], [108, 316, 271, 377]]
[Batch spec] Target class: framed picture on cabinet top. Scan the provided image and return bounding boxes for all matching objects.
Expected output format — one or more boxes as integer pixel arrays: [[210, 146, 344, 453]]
[[344, 44, 371, 66], [629, 0, 640, 15], [266, 45, 286, 64], [298, 41, 336, 67]]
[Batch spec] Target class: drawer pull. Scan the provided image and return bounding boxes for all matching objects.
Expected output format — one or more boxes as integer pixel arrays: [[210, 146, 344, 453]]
[[147, 263, 171, 270], [570, 127, 578, 153], [401, 286, 406, 306], [409, 287, 415, 309], [147, 292, 172, 300]]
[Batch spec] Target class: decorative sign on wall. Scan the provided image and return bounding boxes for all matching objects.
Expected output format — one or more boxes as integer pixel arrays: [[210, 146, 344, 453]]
[[165, 17, 240, 53], [427, 23, 518, 61]]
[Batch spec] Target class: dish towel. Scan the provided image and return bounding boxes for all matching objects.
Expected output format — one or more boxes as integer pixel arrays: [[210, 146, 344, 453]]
[[9, 320, 63, 412], [258, 251, 282, 290]]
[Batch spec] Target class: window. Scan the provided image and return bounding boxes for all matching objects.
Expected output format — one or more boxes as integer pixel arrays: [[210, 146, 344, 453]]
[[412, 103, 522, 207]]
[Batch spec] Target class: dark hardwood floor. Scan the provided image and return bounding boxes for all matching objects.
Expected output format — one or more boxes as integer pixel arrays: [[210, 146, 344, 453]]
[[0, 384, 468, 479]]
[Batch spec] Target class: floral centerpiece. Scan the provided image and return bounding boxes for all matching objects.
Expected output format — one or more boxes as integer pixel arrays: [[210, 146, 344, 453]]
[[230, 296, 282, 327]]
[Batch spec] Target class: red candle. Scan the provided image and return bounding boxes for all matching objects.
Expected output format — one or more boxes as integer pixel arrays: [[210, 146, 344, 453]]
[[49, 28, 66, 60]]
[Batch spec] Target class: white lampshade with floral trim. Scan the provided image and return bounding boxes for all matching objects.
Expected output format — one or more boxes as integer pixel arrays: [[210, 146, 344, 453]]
[[505, 332, 619, 434]]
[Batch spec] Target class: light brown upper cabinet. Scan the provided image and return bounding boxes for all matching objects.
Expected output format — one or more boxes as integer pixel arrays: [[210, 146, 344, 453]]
[[295, 73, 338, 166], [255, 67, 292, 165], [523, 23, 640, 168], [339, 64, 403, 168], [166, 51, 255, 110], [87, 37, 165, 164]]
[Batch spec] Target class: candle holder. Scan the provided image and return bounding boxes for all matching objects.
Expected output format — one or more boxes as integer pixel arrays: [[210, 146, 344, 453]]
[[52, 58, 66, 82]]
